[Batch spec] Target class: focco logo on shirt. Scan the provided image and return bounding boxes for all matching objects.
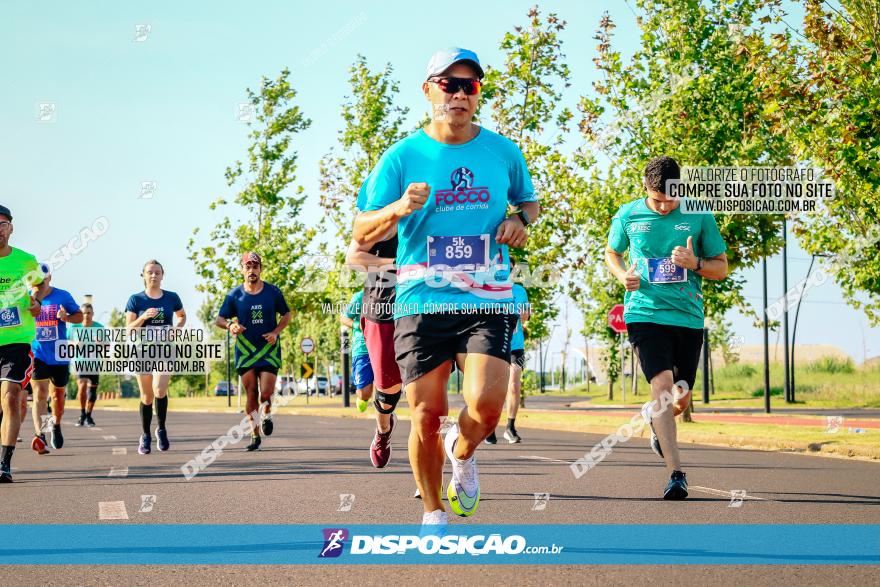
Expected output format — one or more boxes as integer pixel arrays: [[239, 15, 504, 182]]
[[434, 167, 491, 211]]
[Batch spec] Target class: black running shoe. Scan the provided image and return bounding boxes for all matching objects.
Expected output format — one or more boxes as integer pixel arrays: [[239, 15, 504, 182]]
[[156, 428, 170, 452], [261, 415, 273, 436], [0, 463, 12, 483], [75, 414, 86, 427], [245, 436, 262, 451], [51, 425, 63, 450], [85, 414, 96, 427], [663, 471, 688, 500], [485, 432, 497, 445]]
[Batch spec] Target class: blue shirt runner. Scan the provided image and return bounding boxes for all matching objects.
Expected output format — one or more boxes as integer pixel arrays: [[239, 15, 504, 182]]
[[218, 283, 290, 371], [32, 287, 79, 365], [362, 128, 536, 318]]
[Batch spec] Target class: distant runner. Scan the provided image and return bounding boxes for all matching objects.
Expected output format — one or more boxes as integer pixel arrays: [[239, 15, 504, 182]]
[[216, 253, 291, 452], [339, 290, 373, 413], [70, 303, 104, 427], [125, 259, 186, 455]]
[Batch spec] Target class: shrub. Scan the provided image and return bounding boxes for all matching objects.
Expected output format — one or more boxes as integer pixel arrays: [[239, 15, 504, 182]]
[[805, 356, 855, 374], [718, 363, 757, 379]]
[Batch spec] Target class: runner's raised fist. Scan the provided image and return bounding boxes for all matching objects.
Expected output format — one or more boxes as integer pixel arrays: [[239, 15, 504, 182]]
[[395, 183, 430, 218]]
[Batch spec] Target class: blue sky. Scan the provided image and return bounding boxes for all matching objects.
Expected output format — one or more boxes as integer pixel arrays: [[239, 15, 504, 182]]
[[3, 1, 878, 365]]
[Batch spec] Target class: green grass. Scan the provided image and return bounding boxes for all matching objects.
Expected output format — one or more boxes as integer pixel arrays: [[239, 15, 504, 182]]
[[98, 396, 880, 460], [555, 360, 880, 408]]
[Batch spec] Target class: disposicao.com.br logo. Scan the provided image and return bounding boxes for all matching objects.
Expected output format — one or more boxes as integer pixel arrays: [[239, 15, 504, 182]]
[[319, 528, 563, 558]]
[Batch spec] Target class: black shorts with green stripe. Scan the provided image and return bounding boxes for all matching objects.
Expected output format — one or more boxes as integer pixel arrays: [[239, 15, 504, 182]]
[[234, 335, 282, 372]]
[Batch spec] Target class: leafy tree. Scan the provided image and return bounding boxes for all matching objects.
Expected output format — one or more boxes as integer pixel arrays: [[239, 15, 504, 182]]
[[574, 0, 795, 397], [753, 0, 880, 323], [188, 68, 316, 304], [188, 69, 321, 382], [320, 55, 410, 238], [482, 5, 587, 346]]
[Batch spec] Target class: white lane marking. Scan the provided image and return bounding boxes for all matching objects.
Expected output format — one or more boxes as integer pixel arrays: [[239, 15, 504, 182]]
[[98, 501, 129, 520], [112, 447, 127, 455], [108, 466, 129, 477], [103, 435, 117, 441], [517, 455, 572, 465], [91, 428, 103, 431], [689, 485, 769, 501]]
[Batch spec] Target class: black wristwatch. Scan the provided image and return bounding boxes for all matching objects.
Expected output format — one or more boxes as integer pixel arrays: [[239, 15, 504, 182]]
[[695, 257, 703, 273], [516, 209, 531, 227]]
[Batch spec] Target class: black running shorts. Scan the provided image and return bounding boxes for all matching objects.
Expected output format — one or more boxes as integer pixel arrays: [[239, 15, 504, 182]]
[[0, 343, 34, 387], [510, 348, 526, 370], [394, 312, 517, 386], [33, 358, 71, 388], [627, 321, 703, 389]]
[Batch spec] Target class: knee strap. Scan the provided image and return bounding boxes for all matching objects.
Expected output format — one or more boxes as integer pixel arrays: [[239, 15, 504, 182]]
[[373, 390, 401, 414]]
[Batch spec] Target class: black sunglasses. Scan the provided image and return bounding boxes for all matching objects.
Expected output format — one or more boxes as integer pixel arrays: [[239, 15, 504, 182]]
[[429, 76, 482, 96]]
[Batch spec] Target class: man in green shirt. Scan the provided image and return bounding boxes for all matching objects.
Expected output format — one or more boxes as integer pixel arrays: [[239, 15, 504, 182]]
[[0, 204, 47, 482], [605, 157, 728, 500]]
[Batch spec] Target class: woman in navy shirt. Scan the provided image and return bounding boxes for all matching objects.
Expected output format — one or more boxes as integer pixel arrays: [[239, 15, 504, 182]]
[[124, 259, 186, 455]]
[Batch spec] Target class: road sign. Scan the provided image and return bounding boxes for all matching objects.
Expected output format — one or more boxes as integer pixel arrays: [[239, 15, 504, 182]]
[[607, 304, 627, 334], [300, 337, 314, 355], [300, 362, 314, 379]]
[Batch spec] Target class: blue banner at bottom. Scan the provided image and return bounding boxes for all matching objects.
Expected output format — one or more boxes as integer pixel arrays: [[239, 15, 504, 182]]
[[0, 525, 876, 565]]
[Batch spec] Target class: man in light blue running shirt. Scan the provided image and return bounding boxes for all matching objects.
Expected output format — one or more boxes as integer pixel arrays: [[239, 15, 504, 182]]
[[352, 48, 540, 526]]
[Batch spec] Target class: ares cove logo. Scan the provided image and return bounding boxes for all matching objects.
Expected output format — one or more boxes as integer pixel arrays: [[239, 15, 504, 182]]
[[435, 167, 491, 213], [318, 528, 349, 558]]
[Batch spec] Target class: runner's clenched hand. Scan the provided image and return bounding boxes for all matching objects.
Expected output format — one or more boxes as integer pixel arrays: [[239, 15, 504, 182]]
[[496, 214, 528, 248], [394, 183, 430, 218]]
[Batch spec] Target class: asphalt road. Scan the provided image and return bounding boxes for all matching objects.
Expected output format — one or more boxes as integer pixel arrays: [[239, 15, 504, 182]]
[[1, 409, 878, 585]]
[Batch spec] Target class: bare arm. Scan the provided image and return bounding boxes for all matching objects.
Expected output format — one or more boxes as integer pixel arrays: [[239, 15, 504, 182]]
[[216, 315, 245, 336], [696, 253, 728, 280], [345, 239, 395, 272], [174, 309, 186, 328], [496, 201, 542, 248], [352, 182, 430, 247], [273, 311, 292, 336], [352, 206, 401, 247], [605, 247, 641, 292], [61, 310, 84, 324], [126, 310, 155, 328], [339, 315, 354, 329]]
